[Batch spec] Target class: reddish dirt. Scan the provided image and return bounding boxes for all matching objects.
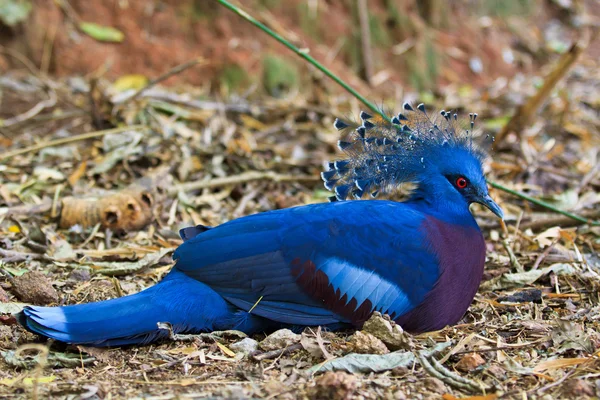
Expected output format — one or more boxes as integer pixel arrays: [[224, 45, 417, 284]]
[[2, 1, 595, 95], [2, 0, 527, 93]]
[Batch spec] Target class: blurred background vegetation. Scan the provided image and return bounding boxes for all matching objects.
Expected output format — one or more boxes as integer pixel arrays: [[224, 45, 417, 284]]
[[0, 0, 594, 103]]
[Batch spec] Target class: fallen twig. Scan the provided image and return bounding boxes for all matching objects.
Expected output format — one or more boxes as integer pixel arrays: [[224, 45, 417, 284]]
[[0, 45, 42, 76], [357, 0, 373, 84], [496, 29, 594, 143], [502, 238, 524, 272], [489, 181, 600, 227], [1, 124, 149, 161], [0, 248, 52, 263], [520, 209, 600, 230], [0, 200, 53, 218], [90, 248, 174, 276], [114, 58, 207, 104], [2, 89, 57, 127], [531, 238, 560, 270], [170, 171, 320, 194], [536, 366, 577, 394]]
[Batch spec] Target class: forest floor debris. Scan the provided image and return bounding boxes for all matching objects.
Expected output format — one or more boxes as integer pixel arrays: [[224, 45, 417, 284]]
[[0, 44, 599, 400]]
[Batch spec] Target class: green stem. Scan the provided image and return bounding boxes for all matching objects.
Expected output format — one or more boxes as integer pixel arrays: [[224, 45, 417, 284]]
[[216, 0, 599, 228], [216, 0, 385, 120], [488, 181, 598, 226]]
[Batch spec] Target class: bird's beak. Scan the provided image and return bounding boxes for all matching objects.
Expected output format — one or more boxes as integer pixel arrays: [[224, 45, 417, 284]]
[[477, 194, 504, 220]]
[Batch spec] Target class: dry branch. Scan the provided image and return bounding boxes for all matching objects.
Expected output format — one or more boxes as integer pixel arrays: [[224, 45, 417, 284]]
[[1, 125, 149, 161], [113, 58, 207, 104], [520, 209, 600, 231], [170, 171, 320, 194], [357, 0, 374, 85], [496, 29, 594, 143]]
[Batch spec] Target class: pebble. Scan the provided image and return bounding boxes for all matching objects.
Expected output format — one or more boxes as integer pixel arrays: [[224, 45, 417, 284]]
[[362, 311, 409, 350], [230, 338, 259, 354], [348, 331, 389, 354], [455, 353, 486, 372], [11, 271, 59, 305], [259, 329, 301, 351], [308, 371, 357, 400]]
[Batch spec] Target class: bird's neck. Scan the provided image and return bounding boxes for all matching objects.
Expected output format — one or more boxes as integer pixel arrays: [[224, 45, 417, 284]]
[[407, 190, 478, 228]]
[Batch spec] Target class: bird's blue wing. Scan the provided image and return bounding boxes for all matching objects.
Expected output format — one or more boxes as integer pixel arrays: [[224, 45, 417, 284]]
[[174, 200, 440, 326]]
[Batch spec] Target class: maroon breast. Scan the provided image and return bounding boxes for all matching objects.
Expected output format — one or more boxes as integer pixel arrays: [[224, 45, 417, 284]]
[[395, 216, 486, 332]]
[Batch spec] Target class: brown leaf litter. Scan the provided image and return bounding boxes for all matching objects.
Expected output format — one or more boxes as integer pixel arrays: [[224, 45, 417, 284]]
[[0, 7, 599, 398]]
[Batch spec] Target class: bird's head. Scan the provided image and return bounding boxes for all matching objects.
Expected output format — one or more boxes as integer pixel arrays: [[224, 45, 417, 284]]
[[417, 142, 504, 219], [322, 104, 503, 219]]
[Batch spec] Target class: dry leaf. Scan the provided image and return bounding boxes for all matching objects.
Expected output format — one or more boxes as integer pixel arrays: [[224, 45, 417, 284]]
[[442, 394, 497, 400], [216, 342, 236, 358], [533, 357, 588, 372], [455, 353, 486, 372]]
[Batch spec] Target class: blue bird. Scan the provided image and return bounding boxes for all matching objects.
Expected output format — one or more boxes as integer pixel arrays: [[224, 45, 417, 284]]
[[17, 104, 503, 347]]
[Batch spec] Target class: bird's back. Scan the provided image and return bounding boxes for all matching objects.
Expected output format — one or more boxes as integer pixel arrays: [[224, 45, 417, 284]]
[[174, 199, 485, 332]]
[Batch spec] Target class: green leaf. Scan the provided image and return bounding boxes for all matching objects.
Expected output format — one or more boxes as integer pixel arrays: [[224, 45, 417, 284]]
[[2, 266, 28, 276], [0, 0, 32, 26], [263, 55, 298, 98], [483, 115, 511, 130], [79, 22, 124, 43]]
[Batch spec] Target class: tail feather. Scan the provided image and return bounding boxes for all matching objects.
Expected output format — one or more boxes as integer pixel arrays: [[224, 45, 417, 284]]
[[17, 270, 234, 346]]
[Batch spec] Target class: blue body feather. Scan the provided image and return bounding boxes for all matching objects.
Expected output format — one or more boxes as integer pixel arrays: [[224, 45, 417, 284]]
[[17, 105, 501, 346]]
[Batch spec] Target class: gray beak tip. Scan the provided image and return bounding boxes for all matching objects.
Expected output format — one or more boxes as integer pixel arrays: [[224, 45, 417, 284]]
[[479, 194, 504, 220], [494, 209, 504, 221]]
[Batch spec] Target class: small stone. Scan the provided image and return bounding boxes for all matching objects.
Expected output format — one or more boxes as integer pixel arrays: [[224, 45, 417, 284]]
[[486, 364, 506, 379], [455, 353, 486, 372], [68, 269, 91, 282], [362, 311, 410, 350], [259, 329, 301, 351], [11, 271, 59, 305], [308, 371, 357, 400], [348, 331, 389, 354], [423, 377, 447, 394], [563, 379, 594, 398], [230, 338, 259, 354]]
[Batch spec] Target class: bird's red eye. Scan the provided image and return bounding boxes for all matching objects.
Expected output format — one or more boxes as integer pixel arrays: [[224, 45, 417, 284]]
[[456, 177, 468, 189]]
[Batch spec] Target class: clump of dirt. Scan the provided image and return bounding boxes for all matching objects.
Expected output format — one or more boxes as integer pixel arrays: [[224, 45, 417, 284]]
[[0, 286, 9, 303], [11, 271, 59, 305], [307, 371, 357, 400]]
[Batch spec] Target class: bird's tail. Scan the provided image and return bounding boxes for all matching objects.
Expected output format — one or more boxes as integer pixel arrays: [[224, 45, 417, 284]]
[[17, 270, 234, 346]]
